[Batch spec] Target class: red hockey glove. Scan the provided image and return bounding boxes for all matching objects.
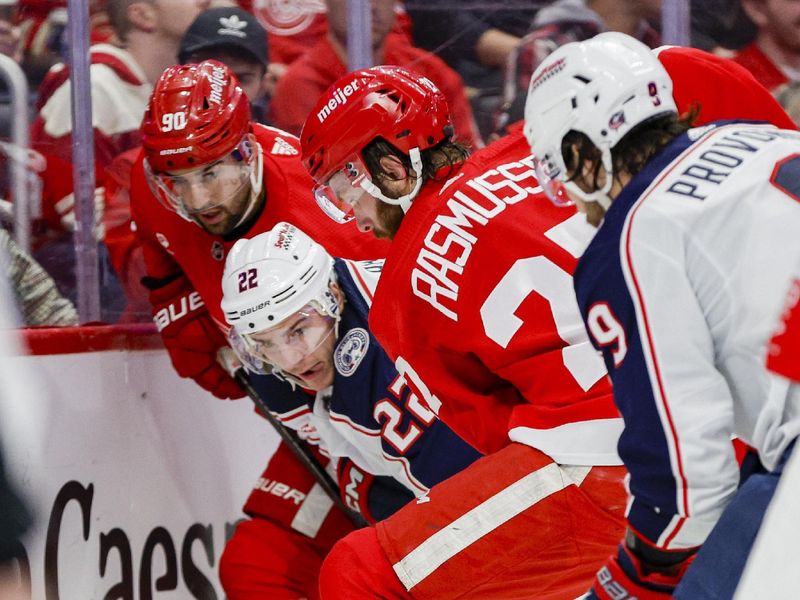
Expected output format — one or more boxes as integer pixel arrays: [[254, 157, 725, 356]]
[[149, 275, 244, 399], [588, 533, 696, 600]]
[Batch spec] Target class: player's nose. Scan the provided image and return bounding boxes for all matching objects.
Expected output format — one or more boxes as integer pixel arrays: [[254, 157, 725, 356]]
[[281, 346, 310, 372], [354, 212, 373, 233], [183, 184, 215, 211]]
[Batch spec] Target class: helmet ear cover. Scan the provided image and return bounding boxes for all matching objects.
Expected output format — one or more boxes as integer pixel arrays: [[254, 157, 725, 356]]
[[231, 137, 255, 162]]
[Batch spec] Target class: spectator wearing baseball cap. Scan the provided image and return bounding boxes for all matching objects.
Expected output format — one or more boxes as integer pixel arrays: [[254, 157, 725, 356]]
[[179, 6, 270, 115]]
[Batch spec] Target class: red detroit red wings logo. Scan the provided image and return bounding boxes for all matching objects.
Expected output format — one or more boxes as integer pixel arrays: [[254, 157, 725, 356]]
[[252, 0, 326, 36]]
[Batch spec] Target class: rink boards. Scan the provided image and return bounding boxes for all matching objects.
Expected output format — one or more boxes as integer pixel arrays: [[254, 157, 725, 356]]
[[0, 324, 278, 599]]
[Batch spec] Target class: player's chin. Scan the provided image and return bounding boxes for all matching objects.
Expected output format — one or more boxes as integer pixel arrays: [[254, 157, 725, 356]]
[[372, 224, 398, 240], [197, 215, 233, 236], [296, 362, 334, 391]]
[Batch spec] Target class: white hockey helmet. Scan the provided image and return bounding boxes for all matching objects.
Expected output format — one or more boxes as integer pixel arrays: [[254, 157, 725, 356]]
[[221, 222, 339, 336], [523, 32, 677, 208]]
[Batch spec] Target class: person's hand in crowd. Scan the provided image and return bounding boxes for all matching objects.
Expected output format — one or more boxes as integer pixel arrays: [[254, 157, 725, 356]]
[[54, 187, 107, 241]]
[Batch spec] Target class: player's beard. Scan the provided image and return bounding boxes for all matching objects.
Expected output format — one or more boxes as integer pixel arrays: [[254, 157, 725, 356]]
[[192, 184, 254, 236], [194, 211, 233, 236], [374, 201, 404, 240]]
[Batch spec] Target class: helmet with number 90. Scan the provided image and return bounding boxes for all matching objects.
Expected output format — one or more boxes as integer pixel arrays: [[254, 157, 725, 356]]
[[141, 60, 263, 228], [523, 32, 677, 208], [142, 60, 251, 171]]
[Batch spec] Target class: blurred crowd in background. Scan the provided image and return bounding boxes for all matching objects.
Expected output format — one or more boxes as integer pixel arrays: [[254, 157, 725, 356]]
[[0, 0, 798, 327]]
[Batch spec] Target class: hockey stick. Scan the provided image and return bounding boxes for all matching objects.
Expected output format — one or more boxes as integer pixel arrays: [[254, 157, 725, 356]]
[[234, 368, 369, 529]]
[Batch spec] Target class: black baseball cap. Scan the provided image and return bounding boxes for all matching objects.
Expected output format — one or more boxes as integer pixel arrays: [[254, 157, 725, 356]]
[[178, 7, 269, 68]]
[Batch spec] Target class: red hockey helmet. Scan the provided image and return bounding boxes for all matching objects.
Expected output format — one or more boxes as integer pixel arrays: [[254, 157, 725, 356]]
[[300, 65, 453, 185], [141, 60, 251, 173]]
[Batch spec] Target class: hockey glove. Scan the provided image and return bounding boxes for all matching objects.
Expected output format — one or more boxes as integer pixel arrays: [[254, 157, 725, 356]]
[[149, 274, 244, 399], [587, 533, 696, 600]]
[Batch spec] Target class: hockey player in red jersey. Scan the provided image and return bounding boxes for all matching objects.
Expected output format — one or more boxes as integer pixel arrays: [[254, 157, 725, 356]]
[[131, 60, 390, 598], [300, 65, 628, 599], [132, 60, 388, 398], [768, 278, 800, 382]]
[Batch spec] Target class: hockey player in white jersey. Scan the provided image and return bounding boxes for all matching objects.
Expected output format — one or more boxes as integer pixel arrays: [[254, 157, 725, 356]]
[[220, 222, 480, 514], [524, 32, 800, 600]]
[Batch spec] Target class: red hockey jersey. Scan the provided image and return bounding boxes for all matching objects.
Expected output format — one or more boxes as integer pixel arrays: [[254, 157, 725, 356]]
[[657, 45, 795, 128], [131, 124, 389, 330], [369, 130, 621, 459], [769, 278, 800, 382]]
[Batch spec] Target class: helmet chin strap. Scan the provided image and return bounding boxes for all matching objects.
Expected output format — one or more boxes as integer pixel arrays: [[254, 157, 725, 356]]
[[564, 146, 614, 210], [233, 141, 265, 229], [358, 147, 423, 213]]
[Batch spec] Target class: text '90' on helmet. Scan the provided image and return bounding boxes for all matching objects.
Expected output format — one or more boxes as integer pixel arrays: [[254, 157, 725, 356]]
[[141, 60, 252, 173]]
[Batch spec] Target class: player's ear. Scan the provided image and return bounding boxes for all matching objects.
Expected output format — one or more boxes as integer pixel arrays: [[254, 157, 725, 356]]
[[378, 154, 409, 182], [740, 0, 769, 28], [127, 1, 157, 33], [329, 281, 345, 312]]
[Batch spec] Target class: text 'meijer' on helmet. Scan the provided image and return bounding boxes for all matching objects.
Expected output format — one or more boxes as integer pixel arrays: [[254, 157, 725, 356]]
[[523, 32, 677, 209], [300, 65, 453, 220], [140, 60, 264, 225], [220, 222, 339, 375]]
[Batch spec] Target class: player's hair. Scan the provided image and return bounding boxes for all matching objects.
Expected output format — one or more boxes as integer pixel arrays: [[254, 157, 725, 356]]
[[360, 137, 470, 196], [562, 107, 699, 189]]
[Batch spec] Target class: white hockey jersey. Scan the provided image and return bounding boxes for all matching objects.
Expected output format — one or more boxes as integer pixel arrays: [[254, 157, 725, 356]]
[[247, 258, 480, 501], [575, 122, 800, 550]]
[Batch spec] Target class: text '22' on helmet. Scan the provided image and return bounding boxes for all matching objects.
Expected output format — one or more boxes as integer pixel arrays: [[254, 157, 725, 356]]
[[523, 32, 677, 209], [300, 65, 453, 221], [140, 60, 264, 224], [220, 222, 339, 378]]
